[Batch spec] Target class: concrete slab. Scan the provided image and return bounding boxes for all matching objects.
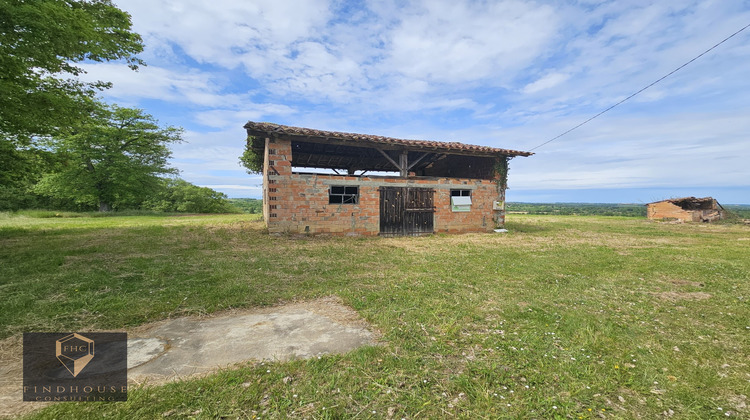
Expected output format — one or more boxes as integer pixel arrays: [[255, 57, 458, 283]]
[[128, 297, 378, 382]]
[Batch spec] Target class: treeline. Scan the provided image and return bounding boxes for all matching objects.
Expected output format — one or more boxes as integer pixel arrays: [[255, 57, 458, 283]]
[[507, 202, 647, 217], [228, 198, 263, 214]]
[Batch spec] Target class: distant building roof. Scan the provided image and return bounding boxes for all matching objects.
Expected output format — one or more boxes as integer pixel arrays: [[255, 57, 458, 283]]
[[244, 121, 533, 157], [647, 197, 715, 205], [647, 197, 720, 211]]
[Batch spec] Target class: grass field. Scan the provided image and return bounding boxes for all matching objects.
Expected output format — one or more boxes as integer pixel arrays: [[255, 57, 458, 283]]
[[1, 212, 749, 419]]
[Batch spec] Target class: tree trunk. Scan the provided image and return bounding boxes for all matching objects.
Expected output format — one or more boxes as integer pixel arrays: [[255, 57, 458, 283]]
[[99, 201, 112, 212]]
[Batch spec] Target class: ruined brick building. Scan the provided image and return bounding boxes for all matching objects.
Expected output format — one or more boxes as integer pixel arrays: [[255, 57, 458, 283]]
[[244, 122, 533, 235], [646, 197, 726, 222]]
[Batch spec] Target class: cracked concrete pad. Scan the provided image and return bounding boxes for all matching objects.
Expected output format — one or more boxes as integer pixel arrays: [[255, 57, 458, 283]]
[[128, 297, 377, 382], [127, 338, 168, 369]]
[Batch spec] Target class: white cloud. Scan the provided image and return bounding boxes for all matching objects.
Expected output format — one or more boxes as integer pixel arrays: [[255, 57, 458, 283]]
[[510, 1, 750, 116], [79, 63, 243, 107], [115, 0, 332, 66], [507, 111, 750, 190], [114, 0, 564, 104], [168, 128, 249, 187], [115, 0, 356, 101], [522, 73, 570, 94], [193, 107, 296, 129], [79, 63, 298, 131], [109, 0, 750, 112], [384, 0, 558, 85], [204, 185, 262, 198]]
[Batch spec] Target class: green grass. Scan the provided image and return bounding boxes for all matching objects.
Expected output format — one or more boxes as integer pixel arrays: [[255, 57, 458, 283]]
[[1, 213, 749, 419]]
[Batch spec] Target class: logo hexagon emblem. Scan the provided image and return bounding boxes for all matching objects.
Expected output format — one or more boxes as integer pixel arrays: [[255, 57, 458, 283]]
[[55, 333, 95, 377]]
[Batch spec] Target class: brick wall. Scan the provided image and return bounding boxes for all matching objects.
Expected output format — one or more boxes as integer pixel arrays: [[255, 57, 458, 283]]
[[262, 137, 271, 225], [647, 201, 696, 222], [263, 138, 504, 235]]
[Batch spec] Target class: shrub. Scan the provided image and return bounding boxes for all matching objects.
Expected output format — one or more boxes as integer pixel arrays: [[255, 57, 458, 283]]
[[142, 179, 241, 213]]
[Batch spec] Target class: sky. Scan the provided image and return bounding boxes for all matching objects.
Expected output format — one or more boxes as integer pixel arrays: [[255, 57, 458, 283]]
[[85, 0, 750, 204]]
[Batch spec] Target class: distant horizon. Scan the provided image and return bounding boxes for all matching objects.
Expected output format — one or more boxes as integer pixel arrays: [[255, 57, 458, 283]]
[[229, 197, 750, 206]]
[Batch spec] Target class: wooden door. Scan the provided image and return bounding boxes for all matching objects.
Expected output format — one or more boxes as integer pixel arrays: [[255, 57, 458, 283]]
[[379, 187, 434, 236]]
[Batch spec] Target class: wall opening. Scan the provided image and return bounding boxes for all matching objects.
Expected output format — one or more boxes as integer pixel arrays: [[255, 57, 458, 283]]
[[329, 186, 359, 204]]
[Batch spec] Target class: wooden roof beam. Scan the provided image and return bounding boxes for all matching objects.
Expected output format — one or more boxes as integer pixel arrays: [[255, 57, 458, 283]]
[[376, 148, 403, 173], [407, 152, 431, 171]]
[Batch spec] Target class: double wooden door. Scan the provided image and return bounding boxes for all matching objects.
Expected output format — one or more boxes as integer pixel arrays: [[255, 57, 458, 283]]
[[379, 187, 434, 236]]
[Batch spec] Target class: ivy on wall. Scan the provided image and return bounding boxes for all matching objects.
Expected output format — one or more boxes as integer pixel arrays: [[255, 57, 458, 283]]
[[494, 156, 510, 189]]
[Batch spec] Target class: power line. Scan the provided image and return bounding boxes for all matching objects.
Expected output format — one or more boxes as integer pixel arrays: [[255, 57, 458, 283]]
[[529, 21, 750, 152]]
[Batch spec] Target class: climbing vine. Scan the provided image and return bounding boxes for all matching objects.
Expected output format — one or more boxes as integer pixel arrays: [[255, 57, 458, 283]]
[[239, 135, 264, 174], [495, 156, 511, 189]]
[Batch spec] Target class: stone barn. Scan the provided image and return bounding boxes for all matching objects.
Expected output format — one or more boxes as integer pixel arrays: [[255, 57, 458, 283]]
[[243, 122, 533, 236], [646, 197, 725, 222]]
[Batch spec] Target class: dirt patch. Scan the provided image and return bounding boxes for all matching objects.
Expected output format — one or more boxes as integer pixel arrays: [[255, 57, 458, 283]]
[[0, 336, 30, 418], [666, 279, 705, 287], [0, 296, 378, 419], [650, 291, 712, 302], [299, 296, 373, 329], [727, 394, 748, 416]]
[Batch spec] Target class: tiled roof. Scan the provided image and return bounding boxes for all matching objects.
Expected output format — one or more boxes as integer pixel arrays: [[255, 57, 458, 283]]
[[244, 121, 533, 157]]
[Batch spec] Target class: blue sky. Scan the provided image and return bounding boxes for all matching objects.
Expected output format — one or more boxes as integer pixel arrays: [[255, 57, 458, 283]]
[[85, 0, 750, 204]]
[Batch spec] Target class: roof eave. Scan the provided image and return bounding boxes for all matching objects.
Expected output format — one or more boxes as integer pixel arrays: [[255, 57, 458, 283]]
[[244, 122, 533, 158]]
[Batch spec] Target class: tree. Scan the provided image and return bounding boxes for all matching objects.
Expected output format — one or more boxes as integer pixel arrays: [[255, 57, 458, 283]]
[[35, 104, 183, 211], [0, 0, 144, 137]]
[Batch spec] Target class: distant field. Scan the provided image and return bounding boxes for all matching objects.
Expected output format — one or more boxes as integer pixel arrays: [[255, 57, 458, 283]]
[[219, 199, 750, 219], [507, 202, 647, 217], [508, 202, 750, 219], [1, 212, 749, 419], [723, 205, 750, 219]]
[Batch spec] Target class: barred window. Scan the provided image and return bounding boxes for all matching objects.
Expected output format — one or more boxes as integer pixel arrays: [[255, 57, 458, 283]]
[[329, 186, 359, 204], [450, 189, 471, 197]]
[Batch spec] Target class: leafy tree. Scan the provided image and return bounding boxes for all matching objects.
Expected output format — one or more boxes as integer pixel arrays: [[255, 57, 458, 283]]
[[0, 140, 52, 210], [0, 0, 144, 137], [1, 0, 144, 209], [35, 105, 183, 211], [143, 178, 240, 213]]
